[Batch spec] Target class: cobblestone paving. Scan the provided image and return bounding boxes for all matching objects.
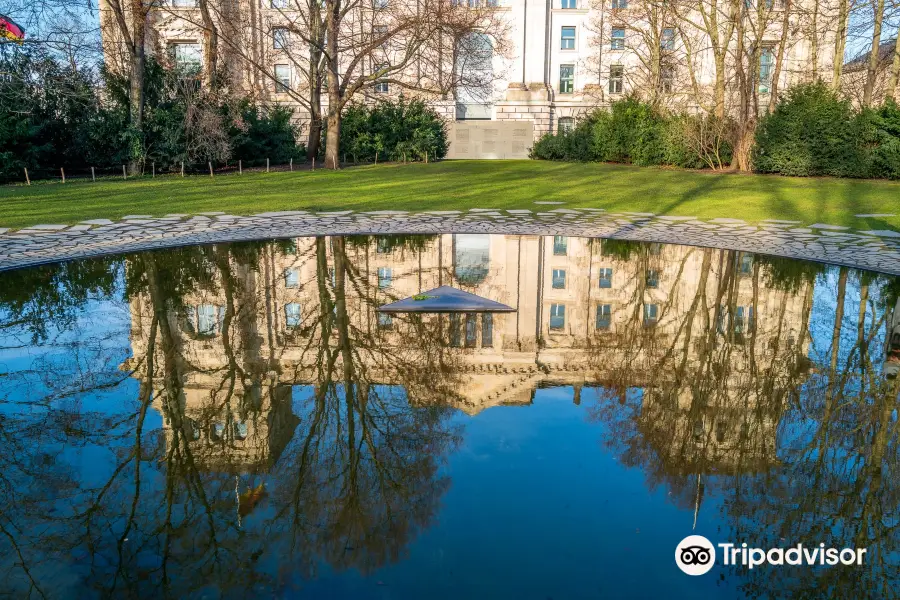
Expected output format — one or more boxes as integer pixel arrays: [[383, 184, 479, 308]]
[[1, 208, 898, 275]]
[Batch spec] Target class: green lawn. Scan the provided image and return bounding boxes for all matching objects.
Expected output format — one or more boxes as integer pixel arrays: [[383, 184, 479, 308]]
[[1, 160, 899, 232]]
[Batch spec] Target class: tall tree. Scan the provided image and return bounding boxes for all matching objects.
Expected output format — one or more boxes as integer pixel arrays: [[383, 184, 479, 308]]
[[863, 0, 887, 106]]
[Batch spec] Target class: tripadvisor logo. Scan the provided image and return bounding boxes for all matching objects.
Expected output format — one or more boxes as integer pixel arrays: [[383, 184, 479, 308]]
[[675, 535, 867, 576]]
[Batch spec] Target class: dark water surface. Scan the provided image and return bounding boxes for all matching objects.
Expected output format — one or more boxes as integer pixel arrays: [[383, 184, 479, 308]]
[[0, 234, 899, 599]]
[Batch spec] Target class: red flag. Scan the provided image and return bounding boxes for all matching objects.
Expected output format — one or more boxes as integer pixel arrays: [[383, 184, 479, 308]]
[[0, 15, 25, 42]]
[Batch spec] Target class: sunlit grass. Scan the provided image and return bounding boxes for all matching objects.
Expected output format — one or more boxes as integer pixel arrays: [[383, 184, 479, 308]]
[[1, 160, 898, 232]]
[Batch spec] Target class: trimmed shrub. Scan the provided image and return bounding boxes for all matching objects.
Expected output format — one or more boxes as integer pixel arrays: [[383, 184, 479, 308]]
[[663, 114, 733, 169], [592, 96, 666, 165], [868, 99, 900, 180], [340, 97, 448, 163], [752, 82, 868, 177]]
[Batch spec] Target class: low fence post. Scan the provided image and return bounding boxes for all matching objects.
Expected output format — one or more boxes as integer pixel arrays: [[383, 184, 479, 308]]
[[91, 166, 96, 182], [122, 165, 127, 180], [266, 158, 270, 173], [61, 167, 66, 183], [290, 158, 293, 171], [239, 159, 242, 175], [181, 161, 185, 177], [152, 162, 155, 178], [209, 161, 214, 177], [425, 151, 428, 164], [312, 157, 315, 171], [374, 151, 378, 165], [24, 168, 30, 186]]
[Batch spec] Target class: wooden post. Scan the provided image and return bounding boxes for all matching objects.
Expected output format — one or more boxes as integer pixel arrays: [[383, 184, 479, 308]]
[[60, 167, 66, 183], [152, 162, 155, 178], [290, 158, 293, 171], [425, 151, 428, 164], [312, 157, 315, 171], [209, 161, 214, 177], [24, 168, 30, 186], [239, 159, 242, 174], [123, 165, 127, 180], [375, 151, 378, 165], [266, 158, 270, 173], [181, 161, 185, 177], [91, 166, 95, 182]]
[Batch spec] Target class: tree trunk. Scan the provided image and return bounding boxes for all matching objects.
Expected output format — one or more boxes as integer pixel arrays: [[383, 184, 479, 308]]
[[832, 0, 849, 89], [714, 52, 727, 119], [768, 0, 792, 112], [886, 28, 900, 100], [325, 108, 341, 170], [863, 0, 886, 107], [810, 0, 819, 79], [198, 0, 219, 85]]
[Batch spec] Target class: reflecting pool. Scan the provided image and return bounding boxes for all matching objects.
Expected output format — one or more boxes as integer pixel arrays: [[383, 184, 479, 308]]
[[0, 234, 899, 599]]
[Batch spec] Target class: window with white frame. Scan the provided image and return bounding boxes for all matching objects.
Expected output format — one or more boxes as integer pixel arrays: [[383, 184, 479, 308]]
[[611, 0, 627, 7], [759, 46, 774, 94], [285, 303, 302, 328], [561, 0, 577, 7], [274, 64, 291, 93], [374, 0, 388, 8], [611, 27, 625, 50], [559, 64, 574, 94], [553, 235, 568, 255], [660, 65, 673, 93], [661, 27, 675, 50], [646, 269, 659, 288], [550, 304, 566, 330], [374, 63, 389, 93], [171, 43, 202, 73], [377, 266, 392, 288], [596, 304, 612, 330], [273, 27, 289, 49], [643, 303, 658, 326], [171, 0, 198, 7], [552, 269, 566, 289], [284, 267, 299, 287], [561, 26, 576, 50], [609, 64, 624, 94], [482, 313, 493, 347], [598, 267, 613, 288], [558, 116, 575, 133], [271, 0, 289, 7], [197, 304, 219, 336], [378, 312, 393, 329]]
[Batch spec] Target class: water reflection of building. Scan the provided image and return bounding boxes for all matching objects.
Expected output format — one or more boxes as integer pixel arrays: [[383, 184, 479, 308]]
[[128, 234, 814, 475]]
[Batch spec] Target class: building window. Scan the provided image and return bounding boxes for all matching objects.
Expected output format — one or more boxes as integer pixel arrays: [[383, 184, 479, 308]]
[[234, 422, 248, 441], [609, 65, 624, 94], [377, 266, 392, 288], [558, 117, 575, 133], [378, 312, 393, 329], [734, 306, 754, 334], [643, 303, 658, 327], [285, 303, 302, 328], [646, 269, 659, 289], [284, 267, 299, 288], [552, 268, 566, 289], [559, 64, 574, 94], [660, 65, 673, 93], [611, 0, 627, 7], [482, 313, 493, 347], [171, 43, 202, 74], [274, 64, 290, 92], [271, 0, 289, 7], [611, 27, 625, 50], [211, 423, 225, 441], [376, 237, 394, 253], [561, 0, 577, 7], [598, 268, 613, 288], [596, 304, 612, 330], [374, 63, 389, 93], [759, 46, 774, 94], [375, 0, 388, 8], [465, 313, 477, 347], [661, 27, 675, 50], [561, 26, 576, 50], [549, 304, 566, 330], [171, 0, 198, 7], [273, 27, 289, 49], [738, 253, 754, 275], [553, 235, 568, 255]]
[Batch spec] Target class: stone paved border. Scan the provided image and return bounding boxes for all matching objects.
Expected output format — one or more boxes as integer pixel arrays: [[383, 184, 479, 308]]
[[1, 209, 898, 275]]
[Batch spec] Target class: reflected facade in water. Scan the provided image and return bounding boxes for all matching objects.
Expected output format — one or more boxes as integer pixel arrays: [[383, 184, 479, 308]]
[[0, 234, 898, 599]]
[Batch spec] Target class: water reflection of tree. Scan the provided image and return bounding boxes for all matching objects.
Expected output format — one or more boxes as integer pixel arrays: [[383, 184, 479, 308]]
[[586, 254, 900, 598], [0, 237, 462, 598]]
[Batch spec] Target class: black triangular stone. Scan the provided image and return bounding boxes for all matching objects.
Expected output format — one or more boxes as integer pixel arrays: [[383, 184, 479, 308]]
[[377, 285, 516, 313]]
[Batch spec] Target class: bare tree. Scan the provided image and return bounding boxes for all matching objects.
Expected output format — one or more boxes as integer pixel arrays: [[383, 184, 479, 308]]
[[863, 0, 887, 105]]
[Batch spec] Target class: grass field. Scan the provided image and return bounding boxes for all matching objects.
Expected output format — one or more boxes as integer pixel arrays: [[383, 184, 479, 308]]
[[1, 160, 899, 232]]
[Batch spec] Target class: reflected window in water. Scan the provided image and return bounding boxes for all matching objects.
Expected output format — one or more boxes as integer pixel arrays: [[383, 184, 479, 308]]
[[553, 235, 568, 256], [648, 242, 663, 255], [550, 304, 566, 330], [482, 313, 493, 347], [738, 252, 754, 275], [596, 304, 612, 330], [465, 313, 477, 347], [598, 268, 613, 288], [376, 237, 393, 254], [449, 313, 462, 347], [285, 302, 302, 328], [378, 312, 393, 329], [454, 234, 490, 285], [211, 423, 225, 441], [234, 422, 248, 441], [646, 269, 659, 289], [284, 268, 300, 288], [552, 268, 566, 289], [643, 303, 658, 326], [185, 418, 200, 440], [197, 304, 219, 336], [378, 267, 392, 289]]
